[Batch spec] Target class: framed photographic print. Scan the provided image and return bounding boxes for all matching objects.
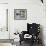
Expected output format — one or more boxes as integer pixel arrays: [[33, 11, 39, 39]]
[[14, 9, 27, 20]]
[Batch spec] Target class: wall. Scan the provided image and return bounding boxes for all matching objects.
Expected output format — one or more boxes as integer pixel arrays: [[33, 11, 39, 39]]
[[9, 0, 44, 37], [8, 0, 46, 45], [0, 0, 8, 3], [9, 0, 46, 46]]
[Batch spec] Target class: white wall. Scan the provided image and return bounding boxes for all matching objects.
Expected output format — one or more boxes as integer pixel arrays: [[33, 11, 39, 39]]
[[0, 0, 8, 3], [8, 0, 46, 46], [8, 0, 46, 45], [8, 0, 43, 35]]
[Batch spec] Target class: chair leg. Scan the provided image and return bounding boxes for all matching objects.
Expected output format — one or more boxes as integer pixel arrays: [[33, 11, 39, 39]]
[[20, 41, 21, 45], [30, 39, 34, 46]]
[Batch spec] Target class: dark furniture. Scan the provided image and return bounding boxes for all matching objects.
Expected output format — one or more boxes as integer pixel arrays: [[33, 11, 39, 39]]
[[19, 23, 41, 46], [41, 0, 43, 3]]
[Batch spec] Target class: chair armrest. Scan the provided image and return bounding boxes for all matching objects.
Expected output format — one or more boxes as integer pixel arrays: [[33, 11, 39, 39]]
[[19, 31, 27, 41], [22, 31, 28, 35], [19, 34, 24, 41]]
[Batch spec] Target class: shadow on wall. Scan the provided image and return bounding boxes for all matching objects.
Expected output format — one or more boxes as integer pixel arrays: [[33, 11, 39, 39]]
[[40, 25, 45, 46]]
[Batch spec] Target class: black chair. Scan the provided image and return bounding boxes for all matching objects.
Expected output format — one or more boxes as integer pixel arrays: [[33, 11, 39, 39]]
[[19, 23, 40, 46]]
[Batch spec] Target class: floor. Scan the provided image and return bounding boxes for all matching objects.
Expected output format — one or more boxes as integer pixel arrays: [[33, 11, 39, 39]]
[[19, 41, 43, 46], [0, 41, 43, 46], [0, 43, 13, 46]]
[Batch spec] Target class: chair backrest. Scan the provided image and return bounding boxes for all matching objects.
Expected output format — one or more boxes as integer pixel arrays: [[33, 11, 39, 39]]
[[27, 23, 40, 35]]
